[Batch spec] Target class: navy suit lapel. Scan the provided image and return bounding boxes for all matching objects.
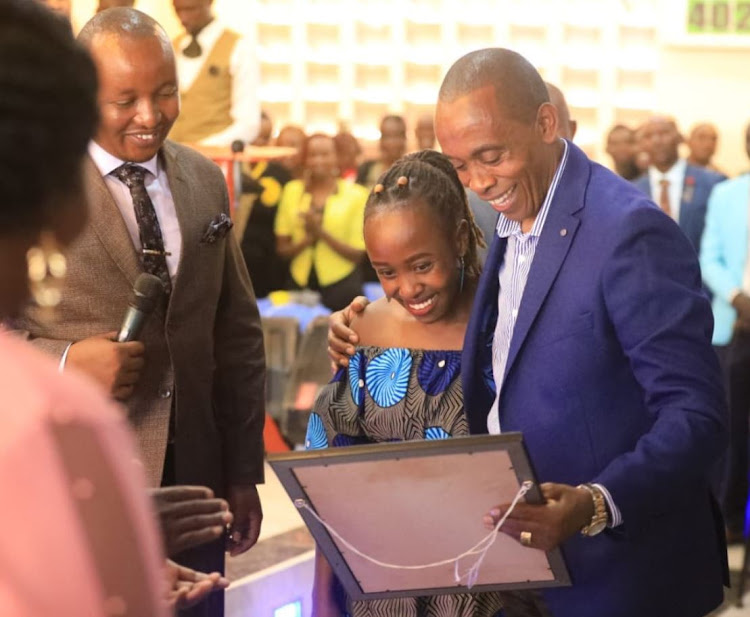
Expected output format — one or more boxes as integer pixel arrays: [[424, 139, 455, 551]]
[[463, 227, 504, 433], [678, 165, 698, 228], [502, 143, 588, 384], [476, 231, 504, 335]]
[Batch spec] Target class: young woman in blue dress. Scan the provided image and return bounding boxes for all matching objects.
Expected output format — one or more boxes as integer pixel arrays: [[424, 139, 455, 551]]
[[306, 150, 548, 617]]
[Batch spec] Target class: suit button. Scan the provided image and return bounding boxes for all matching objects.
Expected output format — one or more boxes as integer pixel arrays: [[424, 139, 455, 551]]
[[159, 388, 172, 399]]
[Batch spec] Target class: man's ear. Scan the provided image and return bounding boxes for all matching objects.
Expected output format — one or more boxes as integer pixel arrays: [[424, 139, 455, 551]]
[[537, 102, 559, 144]]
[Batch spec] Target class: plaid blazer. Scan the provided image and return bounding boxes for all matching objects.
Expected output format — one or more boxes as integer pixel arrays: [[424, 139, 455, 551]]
[[18, 141, 266, 494]]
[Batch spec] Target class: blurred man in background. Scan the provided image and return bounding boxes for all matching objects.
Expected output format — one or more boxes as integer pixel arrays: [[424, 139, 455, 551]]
[[170, 0, 260, 147], [688, 122, 724, 175], [606, 124, 640, 180], [414, 113, 436, 150], [633, 115, 724, 254]]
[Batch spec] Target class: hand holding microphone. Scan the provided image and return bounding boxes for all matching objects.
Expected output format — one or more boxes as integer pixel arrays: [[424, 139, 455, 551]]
[[67, 274, 163, 400], [117, 273, 163, 342]]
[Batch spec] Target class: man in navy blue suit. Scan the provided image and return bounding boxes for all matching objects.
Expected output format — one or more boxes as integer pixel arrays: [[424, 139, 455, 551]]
[[330, 49, 728, 617], [632, 115, 725, 255]]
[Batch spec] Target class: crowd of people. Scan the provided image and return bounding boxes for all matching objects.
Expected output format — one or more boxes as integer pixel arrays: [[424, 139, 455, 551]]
[[6, 1, 750, 617]]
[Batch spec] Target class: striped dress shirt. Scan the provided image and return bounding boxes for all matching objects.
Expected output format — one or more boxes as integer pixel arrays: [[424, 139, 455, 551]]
[[486, 140, 622, 526]]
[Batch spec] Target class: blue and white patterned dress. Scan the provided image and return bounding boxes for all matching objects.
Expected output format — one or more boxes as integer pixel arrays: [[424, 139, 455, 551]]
[[306, 346, 511, 617], [307, 346, 466, 450]]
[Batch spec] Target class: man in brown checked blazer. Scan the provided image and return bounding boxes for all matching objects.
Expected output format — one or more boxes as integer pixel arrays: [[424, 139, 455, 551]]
[[15, 8, 264, 616]]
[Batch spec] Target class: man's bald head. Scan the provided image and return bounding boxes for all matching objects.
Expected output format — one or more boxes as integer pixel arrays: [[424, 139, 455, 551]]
[[78, 7, 171, 54], [438, 48, 549, 126], [545, 82, 576, 141], [687, 122, 719, 167]]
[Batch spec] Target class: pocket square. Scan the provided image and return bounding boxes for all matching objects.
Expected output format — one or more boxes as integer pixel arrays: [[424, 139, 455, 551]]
[[201, 213, 234, 244]]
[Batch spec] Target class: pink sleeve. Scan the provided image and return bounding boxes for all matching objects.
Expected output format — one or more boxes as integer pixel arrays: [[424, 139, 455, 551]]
[[0, 338, 169, 617]]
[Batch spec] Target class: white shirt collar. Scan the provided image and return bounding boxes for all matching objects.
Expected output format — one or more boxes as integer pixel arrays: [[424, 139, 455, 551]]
[[177, 18, 222, 50], [648, 158, 686, 187], [88, 141, 160, 179]]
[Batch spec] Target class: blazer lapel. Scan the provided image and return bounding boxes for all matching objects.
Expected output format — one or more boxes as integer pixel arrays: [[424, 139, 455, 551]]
[[502, 143, 588, 384], [160, 142, 202, 303], [84, 155, 141, 285], [678, 166, 698, 227]]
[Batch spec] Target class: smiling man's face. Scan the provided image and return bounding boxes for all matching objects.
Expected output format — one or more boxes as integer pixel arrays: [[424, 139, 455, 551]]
[[92, 33, 179, 163], [436, 85, 557, 228]]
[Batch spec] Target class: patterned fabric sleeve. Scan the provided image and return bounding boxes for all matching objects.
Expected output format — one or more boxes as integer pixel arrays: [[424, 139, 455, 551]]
[[305, 354, 369, 450]]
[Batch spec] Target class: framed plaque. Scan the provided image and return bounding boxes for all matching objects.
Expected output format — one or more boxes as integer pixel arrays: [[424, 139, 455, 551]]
[[268, 433, 570, 600]]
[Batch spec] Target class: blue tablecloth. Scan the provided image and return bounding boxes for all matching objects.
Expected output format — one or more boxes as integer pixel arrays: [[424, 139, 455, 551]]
[[257, 297, 331, 332]]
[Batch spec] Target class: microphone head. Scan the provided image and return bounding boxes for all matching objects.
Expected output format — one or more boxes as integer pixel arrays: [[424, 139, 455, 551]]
[[231, 139, 245, 154], [132, 273, 164, 313]]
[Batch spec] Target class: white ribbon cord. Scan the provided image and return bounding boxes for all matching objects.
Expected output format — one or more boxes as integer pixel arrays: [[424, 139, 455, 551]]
[[294, 480, 533, 589]]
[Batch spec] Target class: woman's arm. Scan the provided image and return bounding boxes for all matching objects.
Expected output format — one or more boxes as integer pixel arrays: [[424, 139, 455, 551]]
[[275, 235, 313, 260], [317, 229, 365, 263]]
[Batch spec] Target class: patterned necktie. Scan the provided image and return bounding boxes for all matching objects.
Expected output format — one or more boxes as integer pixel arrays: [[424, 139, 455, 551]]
[[182, 35, 202, 58], [659, 178, 671, 217], [112, 164, 172, 294]]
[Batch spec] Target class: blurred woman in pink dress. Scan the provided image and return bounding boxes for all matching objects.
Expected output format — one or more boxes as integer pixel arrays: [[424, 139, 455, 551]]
[[0, 1, 223, 614]]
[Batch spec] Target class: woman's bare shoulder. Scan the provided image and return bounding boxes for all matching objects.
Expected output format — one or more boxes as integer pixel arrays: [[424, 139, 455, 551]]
[[351, 298, 396, 347]]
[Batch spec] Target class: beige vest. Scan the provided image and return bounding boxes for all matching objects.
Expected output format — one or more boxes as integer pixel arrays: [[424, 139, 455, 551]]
[[170, 29, 240, 144]]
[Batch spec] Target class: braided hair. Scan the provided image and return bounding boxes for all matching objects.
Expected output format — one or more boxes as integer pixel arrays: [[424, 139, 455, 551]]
[[0, 0, 98, 233], [364, 149, 486, 281]]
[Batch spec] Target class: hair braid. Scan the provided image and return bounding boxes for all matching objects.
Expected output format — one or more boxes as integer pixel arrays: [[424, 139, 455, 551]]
[[365, 149, 484, 280]]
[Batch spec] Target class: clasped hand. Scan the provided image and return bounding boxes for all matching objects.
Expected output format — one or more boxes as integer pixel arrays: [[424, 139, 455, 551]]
[[301, 209, 323, 240]]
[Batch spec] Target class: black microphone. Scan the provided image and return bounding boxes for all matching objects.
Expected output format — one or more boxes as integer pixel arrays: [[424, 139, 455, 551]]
[[231, 139, 245, 154], [117, 273, 163, 342]]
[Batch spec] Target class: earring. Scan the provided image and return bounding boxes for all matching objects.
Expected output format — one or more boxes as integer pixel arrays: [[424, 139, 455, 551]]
[[458, 256, 465, 293], [27, 231, 67, 309]]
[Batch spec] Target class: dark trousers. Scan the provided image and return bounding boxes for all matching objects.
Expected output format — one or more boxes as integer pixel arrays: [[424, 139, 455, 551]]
[[162, 442, 225, 617], [722, 332, 750, 536]]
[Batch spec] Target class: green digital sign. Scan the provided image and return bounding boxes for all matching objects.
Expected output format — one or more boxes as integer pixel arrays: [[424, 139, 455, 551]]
[[687, 0, 750, 33]]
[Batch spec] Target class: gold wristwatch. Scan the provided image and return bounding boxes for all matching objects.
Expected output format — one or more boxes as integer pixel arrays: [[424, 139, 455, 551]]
[[577, 483, 608, 537]]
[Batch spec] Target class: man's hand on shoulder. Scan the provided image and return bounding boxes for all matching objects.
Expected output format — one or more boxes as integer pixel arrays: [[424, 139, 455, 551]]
[[327, 296, 369, 369], [66, 332, 145, 401]]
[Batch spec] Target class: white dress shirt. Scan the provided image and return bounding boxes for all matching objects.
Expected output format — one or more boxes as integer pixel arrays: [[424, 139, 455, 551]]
[[175, 19, 260, 147], [88, 141, 182, 279], [648, 158, 687, 223]]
